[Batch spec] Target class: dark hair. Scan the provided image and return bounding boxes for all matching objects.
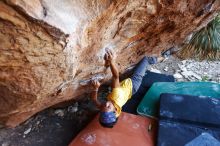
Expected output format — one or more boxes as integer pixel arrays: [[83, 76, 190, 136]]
[[99, 118, 118, 128]]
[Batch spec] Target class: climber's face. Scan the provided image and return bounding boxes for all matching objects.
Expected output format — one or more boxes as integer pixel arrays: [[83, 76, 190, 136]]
[[102, 101, 116, 112]]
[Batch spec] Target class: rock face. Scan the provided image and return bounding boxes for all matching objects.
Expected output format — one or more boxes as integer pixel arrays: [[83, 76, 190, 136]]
[[0, 0, 219, 127]]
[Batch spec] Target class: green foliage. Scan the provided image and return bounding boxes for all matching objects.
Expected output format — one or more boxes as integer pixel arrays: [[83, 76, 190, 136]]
[[201, 75, 209, 81], [180, 14, 220, 60]]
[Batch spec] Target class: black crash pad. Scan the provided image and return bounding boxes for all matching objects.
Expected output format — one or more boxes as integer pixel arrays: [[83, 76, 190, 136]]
[[157, 93, 220, 146], [122, 71, 174, 114]]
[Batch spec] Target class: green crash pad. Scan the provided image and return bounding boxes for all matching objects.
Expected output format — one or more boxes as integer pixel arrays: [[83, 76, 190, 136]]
[[137, 82, 220, 118]]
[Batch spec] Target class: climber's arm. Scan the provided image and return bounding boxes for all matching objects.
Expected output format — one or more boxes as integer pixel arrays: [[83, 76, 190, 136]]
[[104, 50, 120, 88], [91, 80, 102, 109], [109, 60, 120, 88]]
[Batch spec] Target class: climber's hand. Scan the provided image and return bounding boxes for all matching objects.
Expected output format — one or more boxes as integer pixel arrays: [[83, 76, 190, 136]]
[[104, 55, 110, 67], [91, 79, 101, 89], [104, 48, 112, 67], [104, 49, 114, 63]]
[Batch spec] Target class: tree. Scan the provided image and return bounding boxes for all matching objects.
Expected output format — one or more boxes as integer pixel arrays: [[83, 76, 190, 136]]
[[180, 14, 220, 60]]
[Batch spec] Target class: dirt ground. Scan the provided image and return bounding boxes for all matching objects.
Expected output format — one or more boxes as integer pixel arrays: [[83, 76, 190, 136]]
[[0, 56, 219, 146], [0, 100, 97, 146]]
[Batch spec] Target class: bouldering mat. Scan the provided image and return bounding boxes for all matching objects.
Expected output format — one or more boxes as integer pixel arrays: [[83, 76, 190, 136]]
[[122, 71, 174, 114], [185, 133, 220, 146], [137, 82, 220, 118], [159, 93, 220, 126], [157, 121, 220, 146], [69, 112, 157, 146], [157, 93, 220, 146]]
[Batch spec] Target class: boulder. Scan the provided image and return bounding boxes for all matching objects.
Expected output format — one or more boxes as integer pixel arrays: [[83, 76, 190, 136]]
[[0, 0, 219, 127]]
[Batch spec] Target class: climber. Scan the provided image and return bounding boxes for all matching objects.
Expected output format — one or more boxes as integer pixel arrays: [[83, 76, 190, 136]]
[[91, 48, 176, 128]]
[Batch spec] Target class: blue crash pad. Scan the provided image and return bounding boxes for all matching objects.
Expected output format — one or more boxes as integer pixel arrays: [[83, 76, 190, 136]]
[[157, 93, 220, 146], [137, 82, 220, 118], [157, 121, 220, 146], [185, 133, 220, 146]]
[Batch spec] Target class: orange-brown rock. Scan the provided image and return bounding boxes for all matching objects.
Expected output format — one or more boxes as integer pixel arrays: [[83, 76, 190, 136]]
[[0, 0, 220, 127]]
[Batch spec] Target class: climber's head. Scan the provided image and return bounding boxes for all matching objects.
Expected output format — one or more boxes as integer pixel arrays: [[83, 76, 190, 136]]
[[99, 101, 117, 128], [102, 101, 116, 112]]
